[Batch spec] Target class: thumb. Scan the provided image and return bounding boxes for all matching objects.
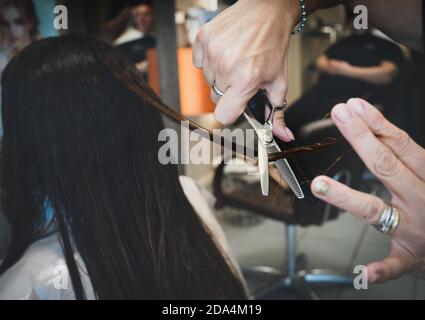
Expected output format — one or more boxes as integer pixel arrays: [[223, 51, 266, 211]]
[[367, 247, 416, 283], [264, 107, 294, 142], [265, 75, 294, 142]]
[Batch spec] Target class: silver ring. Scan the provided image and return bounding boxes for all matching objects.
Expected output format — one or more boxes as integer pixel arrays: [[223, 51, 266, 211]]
[[373, 204, 400, 234], [212, 82, 225, 97], [271, 100, 289, 112]]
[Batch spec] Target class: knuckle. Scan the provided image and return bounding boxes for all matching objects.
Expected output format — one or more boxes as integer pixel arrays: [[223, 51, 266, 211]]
[[373, 148, 400, 178], [363, 197, 383, 223], [196, 27, 209, 44], [250, 65, 262, 83], [217, 55, 233, 76], [392, 129, 412, 154], [373, 113, 387, 135], [206, 41, 219, 59], [240, 64, 261, 89], [350, 124, 368, 141], [280, 80, 288, 94], [271, 81, 288, 101], [274, 110, 285, 121]]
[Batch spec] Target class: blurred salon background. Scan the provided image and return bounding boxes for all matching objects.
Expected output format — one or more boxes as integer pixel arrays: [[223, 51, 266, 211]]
[[1, 0, 425, 300]]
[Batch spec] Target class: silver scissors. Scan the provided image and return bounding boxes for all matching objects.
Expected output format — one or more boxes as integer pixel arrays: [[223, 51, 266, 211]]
[[213, 83, 305, 199]]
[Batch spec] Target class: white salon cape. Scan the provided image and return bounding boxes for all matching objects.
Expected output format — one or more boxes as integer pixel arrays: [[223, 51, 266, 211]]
[[0, 176, 245, 300], [113, 27, 144, 46]]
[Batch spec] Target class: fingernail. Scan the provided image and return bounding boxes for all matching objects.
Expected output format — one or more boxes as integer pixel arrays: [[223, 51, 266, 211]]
[[349, 98, 364, 115], [214, 111, 230, 125], [333, 104, 352, 124], [285, 127, 295, 141], [275, 127, 291, 142], [313, 180, 331, 196]]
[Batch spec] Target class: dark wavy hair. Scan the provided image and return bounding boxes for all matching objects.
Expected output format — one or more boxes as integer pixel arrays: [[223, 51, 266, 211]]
[[0, 34, 246, 300]]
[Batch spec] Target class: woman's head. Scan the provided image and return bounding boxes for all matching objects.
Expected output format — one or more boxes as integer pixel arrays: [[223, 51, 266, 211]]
[[105, 1, 153, 41], [0, 0, 39, 49], [0, 34, 246, 299], [1, 33, 165, 183], [131, 3, 153, 33]]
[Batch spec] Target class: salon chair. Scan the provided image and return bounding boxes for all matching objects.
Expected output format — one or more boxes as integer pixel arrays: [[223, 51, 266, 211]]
[[213, 118, 364, 300]]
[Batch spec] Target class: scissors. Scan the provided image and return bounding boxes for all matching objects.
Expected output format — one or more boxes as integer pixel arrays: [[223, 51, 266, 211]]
[[243, 91, 305, 199], [213, 84, 305, 199]]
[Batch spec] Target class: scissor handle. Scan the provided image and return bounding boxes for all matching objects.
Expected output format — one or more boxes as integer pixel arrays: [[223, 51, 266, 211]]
[[247, 90, 288, 125], [246, 90, 269, 124]]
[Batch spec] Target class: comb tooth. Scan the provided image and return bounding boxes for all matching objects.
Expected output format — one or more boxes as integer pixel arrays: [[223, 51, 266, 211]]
[[274, 159, 305, 199], [266, 145, 304, 199]]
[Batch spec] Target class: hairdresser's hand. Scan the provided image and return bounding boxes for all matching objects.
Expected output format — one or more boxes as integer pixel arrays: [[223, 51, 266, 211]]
[[311, 98, 425, 284], [193, 0, 300, 142]]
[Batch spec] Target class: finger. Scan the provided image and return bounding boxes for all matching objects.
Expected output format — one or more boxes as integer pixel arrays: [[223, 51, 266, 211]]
[[311, 175, 416, 284], [210, 75, 227, 104], [366, 251, 415, 283], [265, 75, 293, 141], [265, 74, 288, 110], [214, 86, 256, 125], [210, 88, 221, 104], [193, 29, 205, 68], [331, 103, 422, 198], [265, 107, 293, 142], [367, 257, 404, 283], [203, 51, 214, 85], [311, 176, 389, 225], [348, 98, 425, 181]]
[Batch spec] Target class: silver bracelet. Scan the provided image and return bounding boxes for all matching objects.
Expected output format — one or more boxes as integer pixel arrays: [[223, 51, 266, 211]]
[[292, 0, 307, 35]]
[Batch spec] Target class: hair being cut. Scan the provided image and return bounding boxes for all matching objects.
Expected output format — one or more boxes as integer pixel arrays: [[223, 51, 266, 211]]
[[0, 34, 246, 300]]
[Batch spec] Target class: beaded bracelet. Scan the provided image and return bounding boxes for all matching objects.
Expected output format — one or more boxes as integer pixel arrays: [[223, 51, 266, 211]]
[[291, 0, 307, 35]]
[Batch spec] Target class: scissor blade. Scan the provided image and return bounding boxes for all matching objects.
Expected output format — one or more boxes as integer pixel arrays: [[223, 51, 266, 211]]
[[267, 146, 305, 199], [274, 158, 305, 199], [258, 140, 269, 196]]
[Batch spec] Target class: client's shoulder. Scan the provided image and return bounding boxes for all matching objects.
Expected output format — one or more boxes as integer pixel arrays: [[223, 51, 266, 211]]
[[0, 234, 75, 300]]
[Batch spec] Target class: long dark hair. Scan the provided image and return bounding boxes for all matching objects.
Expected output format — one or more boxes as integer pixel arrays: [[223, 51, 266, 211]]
[[0, 34, 247, 300]]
